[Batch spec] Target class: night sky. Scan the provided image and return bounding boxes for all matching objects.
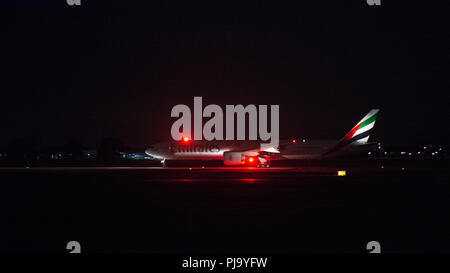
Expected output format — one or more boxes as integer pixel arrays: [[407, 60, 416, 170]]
[[1, 0, 449, 149]]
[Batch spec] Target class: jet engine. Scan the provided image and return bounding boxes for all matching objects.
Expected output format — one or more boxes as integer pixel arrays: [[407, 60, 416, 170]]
[[223, 151, 260, 165], [223, 151, 244, 165]]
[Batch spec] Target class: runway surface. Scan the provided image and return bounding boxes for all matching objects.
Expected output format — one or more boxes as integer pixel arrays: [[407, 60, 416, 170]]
[[1, 160, 450, 253]]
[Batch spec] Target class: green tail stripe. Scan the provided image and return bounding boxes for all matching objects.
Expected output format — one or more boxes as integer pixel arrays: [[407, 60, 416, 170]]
[[360, 112, 378, 129]]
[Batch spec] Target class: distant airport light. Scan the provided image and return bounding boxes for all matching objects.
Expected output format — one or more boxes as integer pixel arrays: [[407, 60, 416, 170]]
[[337, 170, 346, 176]]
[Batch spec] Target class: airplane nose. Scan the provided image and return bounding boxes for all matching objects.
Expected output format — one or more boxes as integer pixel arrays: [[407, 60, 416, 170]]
[[145, 148, 155, 157], [145, 147, 163, 159]]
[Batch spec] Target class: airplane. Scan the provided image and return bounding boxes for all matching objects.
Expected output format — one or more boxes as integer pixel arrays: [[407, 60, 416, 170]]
[[145, 109, 380, 167]]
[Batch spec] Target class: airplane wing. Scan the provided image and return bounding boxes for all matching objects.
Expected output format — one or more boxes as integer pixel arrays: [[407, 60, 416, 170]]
[[230, 140, 295, 154]]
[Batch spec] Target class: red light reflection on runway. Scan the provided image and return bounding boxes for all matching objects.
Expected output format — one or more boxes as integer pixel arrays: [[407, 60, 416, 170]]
[[178, 179, 193, 182], [235, 178, 263, 183]]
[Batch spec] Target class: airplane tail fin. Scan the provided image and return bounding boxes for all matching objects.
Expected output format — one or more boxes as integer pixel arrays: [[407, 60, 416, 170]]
[[324, 109, 380, 155]]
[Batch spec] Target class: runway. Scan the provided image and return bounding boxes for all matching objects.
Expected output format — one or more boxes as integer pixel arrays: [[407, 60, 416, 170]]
[[0, 166, 320, 171], [0, 161, 443, 173], [1, 160, 449, 253]]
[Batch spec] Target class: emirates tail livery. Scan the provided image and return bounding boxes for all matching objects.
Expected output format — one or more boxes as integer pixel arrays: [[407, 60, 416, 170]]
[[145, 109, 380, 167]]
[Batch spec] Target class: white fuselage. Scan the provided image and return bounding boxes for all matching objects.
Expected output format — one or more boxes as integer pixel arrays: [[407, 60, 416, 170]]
[[145, 139, 341, 161]]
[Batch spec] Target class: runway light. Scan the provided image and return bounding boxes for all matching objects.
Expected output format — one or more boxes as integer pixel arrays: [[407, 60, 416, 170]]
[[337, 170, 346, 176]]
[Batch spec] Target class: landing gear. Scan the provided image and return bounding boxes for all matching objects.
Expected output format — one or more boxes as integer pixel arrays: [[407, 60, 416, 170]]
[[257, 156, 270, 168], [242, 155, 270, 168]]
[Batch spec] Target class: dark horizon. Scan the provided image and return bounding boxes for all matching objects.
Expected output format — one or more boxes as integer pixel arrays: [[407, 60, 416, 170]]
[[1, 1, 449, 149]]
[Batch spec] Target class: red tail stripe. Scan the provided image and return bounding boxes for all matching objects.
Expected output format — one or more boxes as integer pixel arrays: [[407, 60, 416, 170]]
[[343, 122, 362, 141]]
